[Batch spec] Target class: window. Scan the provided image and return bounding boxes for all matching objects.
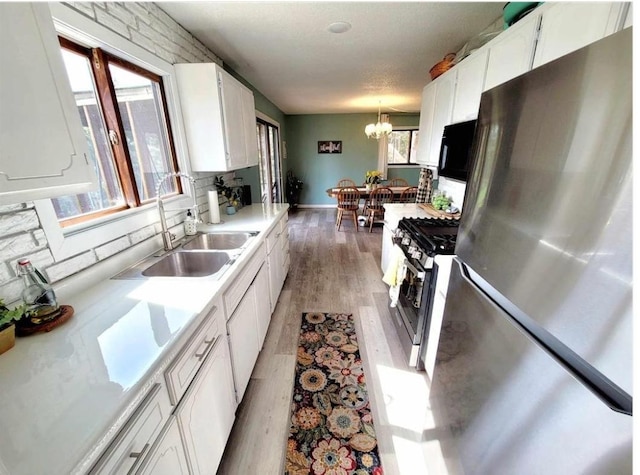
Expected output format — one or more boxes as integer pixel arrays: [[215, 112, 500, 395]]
[[52, 38, 181, 226], [387, 129, 420, 165], [256, 116, 282, 203]]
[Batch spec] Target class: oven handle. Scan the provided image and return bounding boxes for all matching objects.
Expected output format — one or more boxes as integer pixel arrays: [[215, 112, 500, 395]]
[[403, 258, 426, 280]]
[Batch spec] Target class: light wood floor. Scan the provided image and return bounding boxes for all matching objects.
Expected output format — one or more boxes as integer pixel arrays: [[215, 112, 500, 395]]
[[218, 208, 436, 475]]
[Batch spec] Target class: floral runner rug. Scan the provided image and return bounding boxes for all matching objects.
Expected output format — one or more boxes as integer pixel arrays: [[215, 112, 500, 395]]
[[285, 312, 383, 475]]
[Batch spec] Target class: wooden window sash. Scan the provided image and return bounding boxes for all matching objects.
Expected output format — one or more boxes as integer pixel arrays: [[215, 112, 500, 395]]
[[56, 37, 183, 226]]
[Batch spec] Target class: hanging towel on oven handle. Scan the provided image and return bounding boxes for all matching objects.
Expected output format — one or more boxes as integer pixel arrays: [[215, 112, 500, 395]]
[[383, 244, 407, 307]]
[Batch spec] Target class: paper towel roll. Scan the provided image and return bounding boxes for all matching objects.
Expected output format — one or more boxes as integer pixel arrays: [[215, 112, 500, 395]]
[[208, 190, 221, 224]]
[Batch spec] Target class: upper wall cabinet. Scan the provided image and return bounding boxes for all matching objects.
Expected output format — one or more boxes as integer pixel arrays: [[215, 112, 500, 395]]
[[532, 2, 629, 69], [175, 63, 259, 172], [415, 84, 436, 167], [416, 70, 455, 168], [483, 11, 541, 91], [0, 3, 95, 206], [451, 49, 488, 123]]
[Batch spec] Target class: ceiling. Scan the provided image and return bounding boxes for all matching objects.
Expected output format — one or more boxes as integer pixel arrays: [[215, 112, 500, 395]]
[[160, 2, 505, 115]]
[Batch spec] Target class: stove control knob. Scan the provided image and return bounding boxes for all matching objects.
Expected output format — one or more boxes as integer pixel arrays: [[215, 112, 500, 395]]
[[413, 250, 422, 260]]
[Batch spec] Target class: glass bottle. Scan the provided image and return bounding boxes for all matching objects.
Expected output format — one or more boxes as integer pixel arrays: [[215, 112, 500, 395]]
[[16, 259, 59, 324]]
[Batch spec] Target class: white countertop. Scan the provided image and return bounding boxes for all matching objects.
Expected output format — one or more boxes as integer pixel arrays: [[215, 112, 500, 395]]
[[383, 203, 432, 228], [0, 203, 288, 475]]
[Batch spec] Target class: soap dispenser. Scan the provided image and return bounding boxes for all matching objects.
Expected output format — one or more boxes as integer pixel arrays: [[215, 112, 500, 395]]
[[184, 209, 197, 236]]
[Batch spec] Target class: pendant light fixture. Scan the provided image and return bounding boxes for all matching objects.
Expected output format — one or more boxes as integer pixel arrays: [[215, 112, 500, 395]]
[[365, 101, 393, 139]]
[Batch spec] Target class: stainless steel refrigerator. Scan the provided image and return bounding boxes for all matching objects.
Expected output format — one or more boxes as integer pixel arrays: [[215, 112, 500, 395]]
[[429, 28, 633, 474]]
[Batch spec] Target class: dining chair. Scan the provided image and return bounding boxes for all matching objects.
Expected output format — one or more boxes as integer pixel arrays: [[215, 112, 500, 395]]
[[336, 187, 361, 232], [387, 177, 409, 187], [364, 187, 394, 232], [398, 186, 419, 203], [337, 178, 357, 188]]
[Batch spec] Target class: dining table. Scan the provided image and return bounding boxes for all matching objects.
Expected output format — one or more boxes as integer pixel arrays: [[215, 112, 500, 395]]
[[325, 186, 411, 199]]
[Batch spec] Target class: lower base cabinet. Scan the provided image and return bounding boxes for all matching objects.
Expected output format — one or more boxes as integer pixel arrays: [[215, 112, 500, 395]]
[[136, 417, 189, 475], [227, 283, 260, 402], [176, 336, 236, 474]]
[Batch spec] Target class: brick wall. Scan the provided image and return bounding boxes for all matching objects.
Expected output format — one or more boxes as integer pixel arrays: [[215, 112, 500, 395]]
[[0, 2, 225, 306]]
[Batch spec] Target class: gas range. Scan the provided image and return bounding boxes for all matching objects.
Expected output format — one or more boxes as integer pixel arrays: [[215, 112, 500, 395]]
[[395, 218, 460, 266], [389, 217, 460, 368]]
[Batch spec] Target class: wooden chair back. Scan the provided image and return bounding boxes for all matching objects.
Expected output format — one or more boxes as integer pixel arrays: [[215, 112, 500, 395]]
[[337, 187, 360, 211], [367, 187, 394, 210], [337, 178, 357, 188], [398, 186, 418, 203]]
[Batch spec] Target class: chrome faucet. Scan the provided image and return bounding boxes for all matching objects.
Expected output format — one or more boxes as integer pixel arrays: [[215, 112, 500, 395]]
[[156, 172, 199, 251]]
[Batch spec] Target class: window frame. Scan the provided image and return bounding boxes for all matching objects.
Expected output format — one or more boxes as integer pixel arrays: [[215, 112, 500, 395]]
[[386, 126, 421, 167], [35, 3, 193, 261]]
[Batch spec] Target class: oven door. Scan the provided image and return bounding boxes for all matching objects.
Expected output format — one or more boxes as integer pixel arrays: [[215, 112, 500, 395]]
[[390, 256, 431, 365]]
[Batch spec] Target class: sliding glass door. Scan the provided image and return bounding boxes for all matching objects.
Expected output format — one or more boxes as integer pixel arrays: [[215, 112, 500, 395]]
[[256, 118, 282, 204]]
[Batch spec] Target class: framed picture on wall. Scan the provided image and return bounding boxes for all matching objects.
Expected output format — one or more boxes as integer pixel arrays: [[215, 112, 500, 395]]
[[318, 140, 342, 154]]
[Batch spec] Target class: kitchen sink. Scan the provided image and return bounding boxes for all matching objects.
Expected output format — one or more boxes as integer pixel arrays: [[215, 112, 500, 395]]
[[182, 231, 258, 251], [141, 251, 231, 277]]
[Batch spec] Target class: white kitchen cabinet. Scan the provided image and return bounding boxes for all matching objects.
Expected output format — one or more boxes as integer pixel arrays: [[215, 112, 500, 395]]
[[427, 71, 456, 168], [483, 11, 541, 91], [451, 49, 488, 122], [90, 383, 173, 474], [0, 2, 95, 205], [254, 263, 271, 347], [136, 417, 189, 475], [175, 63, 259, 172], [266, 214, 289, 313], [227, 283, 260, 402], [415, 83, 437, 166], [532, 2, 627, 69], [176, 336, 236, 475], [241, 86, 259, 166]]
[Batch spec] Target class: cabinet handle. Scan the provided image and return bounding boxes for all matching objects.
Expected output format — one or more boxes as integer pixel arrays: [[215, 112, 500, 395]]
[[127, 443, 150, 475], [195, 337, 216, 361]]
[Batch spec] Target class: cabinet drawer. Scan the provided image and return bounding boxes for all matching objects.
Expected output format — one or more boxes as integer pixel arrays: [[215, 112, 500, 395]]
[[223, 242, 265, 317], [265, 223, 280, 253], [90, 382, 172, 475], [165, 303, 222, 405]]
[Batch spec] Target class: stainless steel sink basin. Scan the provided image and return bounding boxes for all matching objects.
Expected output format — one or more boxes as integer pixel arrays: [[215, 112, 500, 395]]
[[182, 231, 257, 251], [141, 251, 231, 277]]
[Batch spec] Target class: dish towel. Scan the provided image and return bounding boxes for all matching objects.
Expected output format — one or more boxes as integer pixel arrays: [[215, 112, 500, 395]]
[[416, 168, 433, 203], [383, 245, 407, 307]]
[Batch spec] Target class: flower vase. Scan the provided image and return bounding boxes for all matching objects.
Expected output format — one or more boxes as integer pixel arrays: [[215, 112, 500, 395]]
[[365, 183, 372, 192]]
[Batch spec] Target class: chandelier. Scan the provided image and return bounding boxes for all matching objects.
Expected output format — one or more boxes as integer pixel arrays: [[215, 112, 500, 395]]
[[365, 101, 393, 139]]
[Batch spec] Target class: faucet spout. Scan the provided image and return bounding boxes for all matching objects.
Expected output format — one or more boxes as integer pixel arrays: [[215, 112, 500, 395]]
[[156, 172, 199, 251]]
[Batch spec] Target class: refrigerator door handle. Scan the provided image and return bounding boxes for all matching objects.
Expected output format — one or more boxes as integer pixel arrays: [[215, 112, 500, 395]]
[[456, 259, 632, 416]]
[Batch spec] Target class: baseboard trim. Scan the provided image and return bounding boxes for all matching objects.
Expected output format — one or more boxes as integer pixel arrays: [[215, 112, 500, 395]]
[[294, 204, 336, 209]]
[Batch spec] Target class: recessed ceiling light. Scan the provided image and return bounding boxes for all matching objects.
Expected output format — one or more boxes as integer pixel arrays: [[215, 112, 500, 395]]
[[327, 21, 352, 34]]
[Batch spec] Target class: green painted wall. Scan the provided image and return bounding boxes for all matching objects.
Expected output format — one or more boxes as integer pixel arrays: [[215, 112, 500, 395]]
[[285, 113, 420, 205]]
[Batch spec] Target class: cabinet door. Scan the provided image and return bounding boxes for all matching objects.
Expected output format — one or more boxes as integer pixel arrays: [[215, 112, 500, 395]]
[[427, 71, 456, 168], [415, 83, 436, 166], [241, 87, 259, 167], [227, 285, 260, 402], [533, 2, 625, 68], [176, 336, 236, 475], [218, 69, 247, 170], [175, 63, 227, 171], [484, 13, 541, 91], [267, 244, 281, 314], [0, 3, 95, 205], [136, 417, 189, 475], [451, 49, 488, 122], [254, 263, 271, 347]]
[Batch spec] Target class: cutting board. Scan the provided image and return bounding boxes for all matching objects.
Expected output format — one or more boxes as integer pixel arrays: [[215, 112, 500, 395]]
[[418, 203, 461, 220]]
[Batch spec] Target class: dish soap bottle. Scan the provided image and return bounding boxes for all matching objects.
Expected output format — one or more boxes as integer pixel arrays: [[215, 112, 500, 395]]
[[184, 209, 197, 236], [16, 259, 60, 324]]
